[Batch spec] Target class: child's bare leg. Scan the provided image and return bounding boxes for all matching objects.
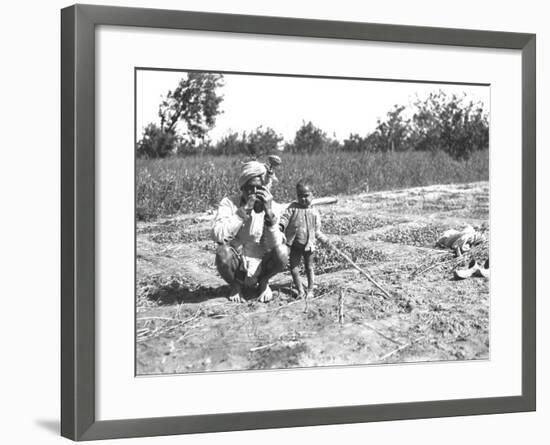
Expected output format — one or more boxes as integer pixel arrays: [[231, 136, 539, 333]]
[[304, 251, 315, 296], [289, 246, 304, 297]]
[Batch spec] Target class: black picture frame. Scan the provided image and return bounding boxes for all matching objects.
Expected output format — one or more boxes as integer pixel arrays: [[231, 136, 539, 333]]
[[61, 4, 536, 441]]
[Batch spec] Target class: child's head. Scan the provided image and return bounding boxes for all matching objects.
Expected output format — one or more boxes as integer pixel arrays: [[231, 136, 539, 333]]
[[296, 179, 313, 208]]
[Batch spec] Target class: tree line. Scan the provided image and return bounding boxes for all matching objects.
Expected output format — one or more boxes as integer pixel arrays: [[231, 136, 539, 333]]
[[137, 73, 489, 161]]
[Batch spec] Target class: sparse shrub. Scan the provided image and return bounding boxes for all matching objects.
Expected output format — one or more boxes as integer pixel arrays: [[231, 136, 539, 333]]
[[342, 134, 374, 152], [285, 121, 339, 153], [247, 126, 283, 156], [352, 91, 489, 159], [213, 132, 249, 156], [409, 92, 488, 160], [137, 124, 179, 159], [212, 127, 283, 156]]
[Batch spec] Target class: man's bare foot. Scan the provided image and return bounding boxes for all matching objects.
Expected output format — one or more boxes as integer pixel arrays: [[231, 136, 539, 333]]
[[228, 292, 245, 303], [257, 285, 273, 303]]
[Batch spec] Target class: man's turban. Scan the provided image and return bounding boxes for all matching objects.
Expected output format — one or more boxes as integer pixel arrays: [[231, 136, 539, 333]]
[[238, 161, 267, 189]]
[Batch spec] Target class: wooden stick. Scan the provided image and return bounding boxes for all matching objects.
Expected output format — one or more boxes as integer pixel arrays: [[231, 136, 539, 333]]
[[363, 322, 402, 345], [137, 308, 202, 343], [410, 255, 453, 278], [312, 197, 338, 206], [377, 341, 412, 362], [250, 342, 278, 352], [329, 244, 393, 300], [338, 290, 345, 324], [377, 333, 426, 362], [271, 288, 337, 315], [250, 340, 301, 352]]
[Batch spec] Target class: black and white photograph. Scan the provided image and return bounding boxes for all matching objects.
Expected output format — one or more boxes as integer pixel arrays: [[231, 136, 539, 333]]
[[1, 0, 544, 442], [135, 69, 490, 375]]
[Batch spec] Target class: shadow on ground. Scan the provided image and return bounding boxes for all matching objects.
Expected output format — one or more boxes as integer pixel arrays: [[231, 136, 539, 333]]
[[144, 280, 294, 305]]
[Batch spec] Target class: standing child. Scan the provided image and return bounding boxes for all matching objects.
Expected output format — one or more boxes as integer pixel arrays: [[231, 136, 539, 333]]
[[279, 179, 329, 299]]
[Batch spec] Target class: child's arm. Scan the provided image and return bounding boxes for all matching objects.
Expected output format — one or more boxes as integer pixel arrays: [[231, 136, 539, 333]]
[[278, 204, 293, 232]]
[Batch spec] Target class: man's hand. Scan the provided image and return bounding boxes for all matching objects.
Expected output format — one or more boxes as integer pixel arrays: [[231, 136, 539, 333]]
[[255, 186, 273, 212], [256, 186, 276, 224]]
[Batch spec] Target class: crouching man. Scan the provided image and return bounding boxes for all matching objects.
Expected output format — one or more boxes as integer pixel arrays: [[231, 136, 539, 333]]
[[211, 161, 289, 303]]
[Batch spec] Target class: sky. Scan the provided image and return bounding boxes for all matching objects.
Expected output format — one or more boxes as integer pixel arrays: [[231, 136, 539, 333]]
[[136, 70, 489, 144]]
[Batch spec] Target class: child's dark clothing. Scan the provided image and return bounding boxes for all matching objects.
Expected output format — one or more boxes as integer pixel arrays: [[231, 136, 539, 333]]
[[279, 202, 327, 252]]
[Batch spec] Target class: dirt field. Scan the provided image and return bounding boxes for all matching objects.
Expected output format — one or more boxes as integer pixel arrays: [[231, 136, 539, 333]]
[[136, 181, 489, 375]]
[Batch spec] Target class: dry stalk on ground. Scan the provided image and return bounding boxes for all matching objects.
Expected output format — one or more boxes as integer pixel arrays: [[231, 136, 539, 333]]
[[375, 314, 436, 363], [338, 290, 345, 324], [137, 308, 203, 343], [410, 240, 489, 279], [377, 339, 418, 362], [329, 243, 393, 299]]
